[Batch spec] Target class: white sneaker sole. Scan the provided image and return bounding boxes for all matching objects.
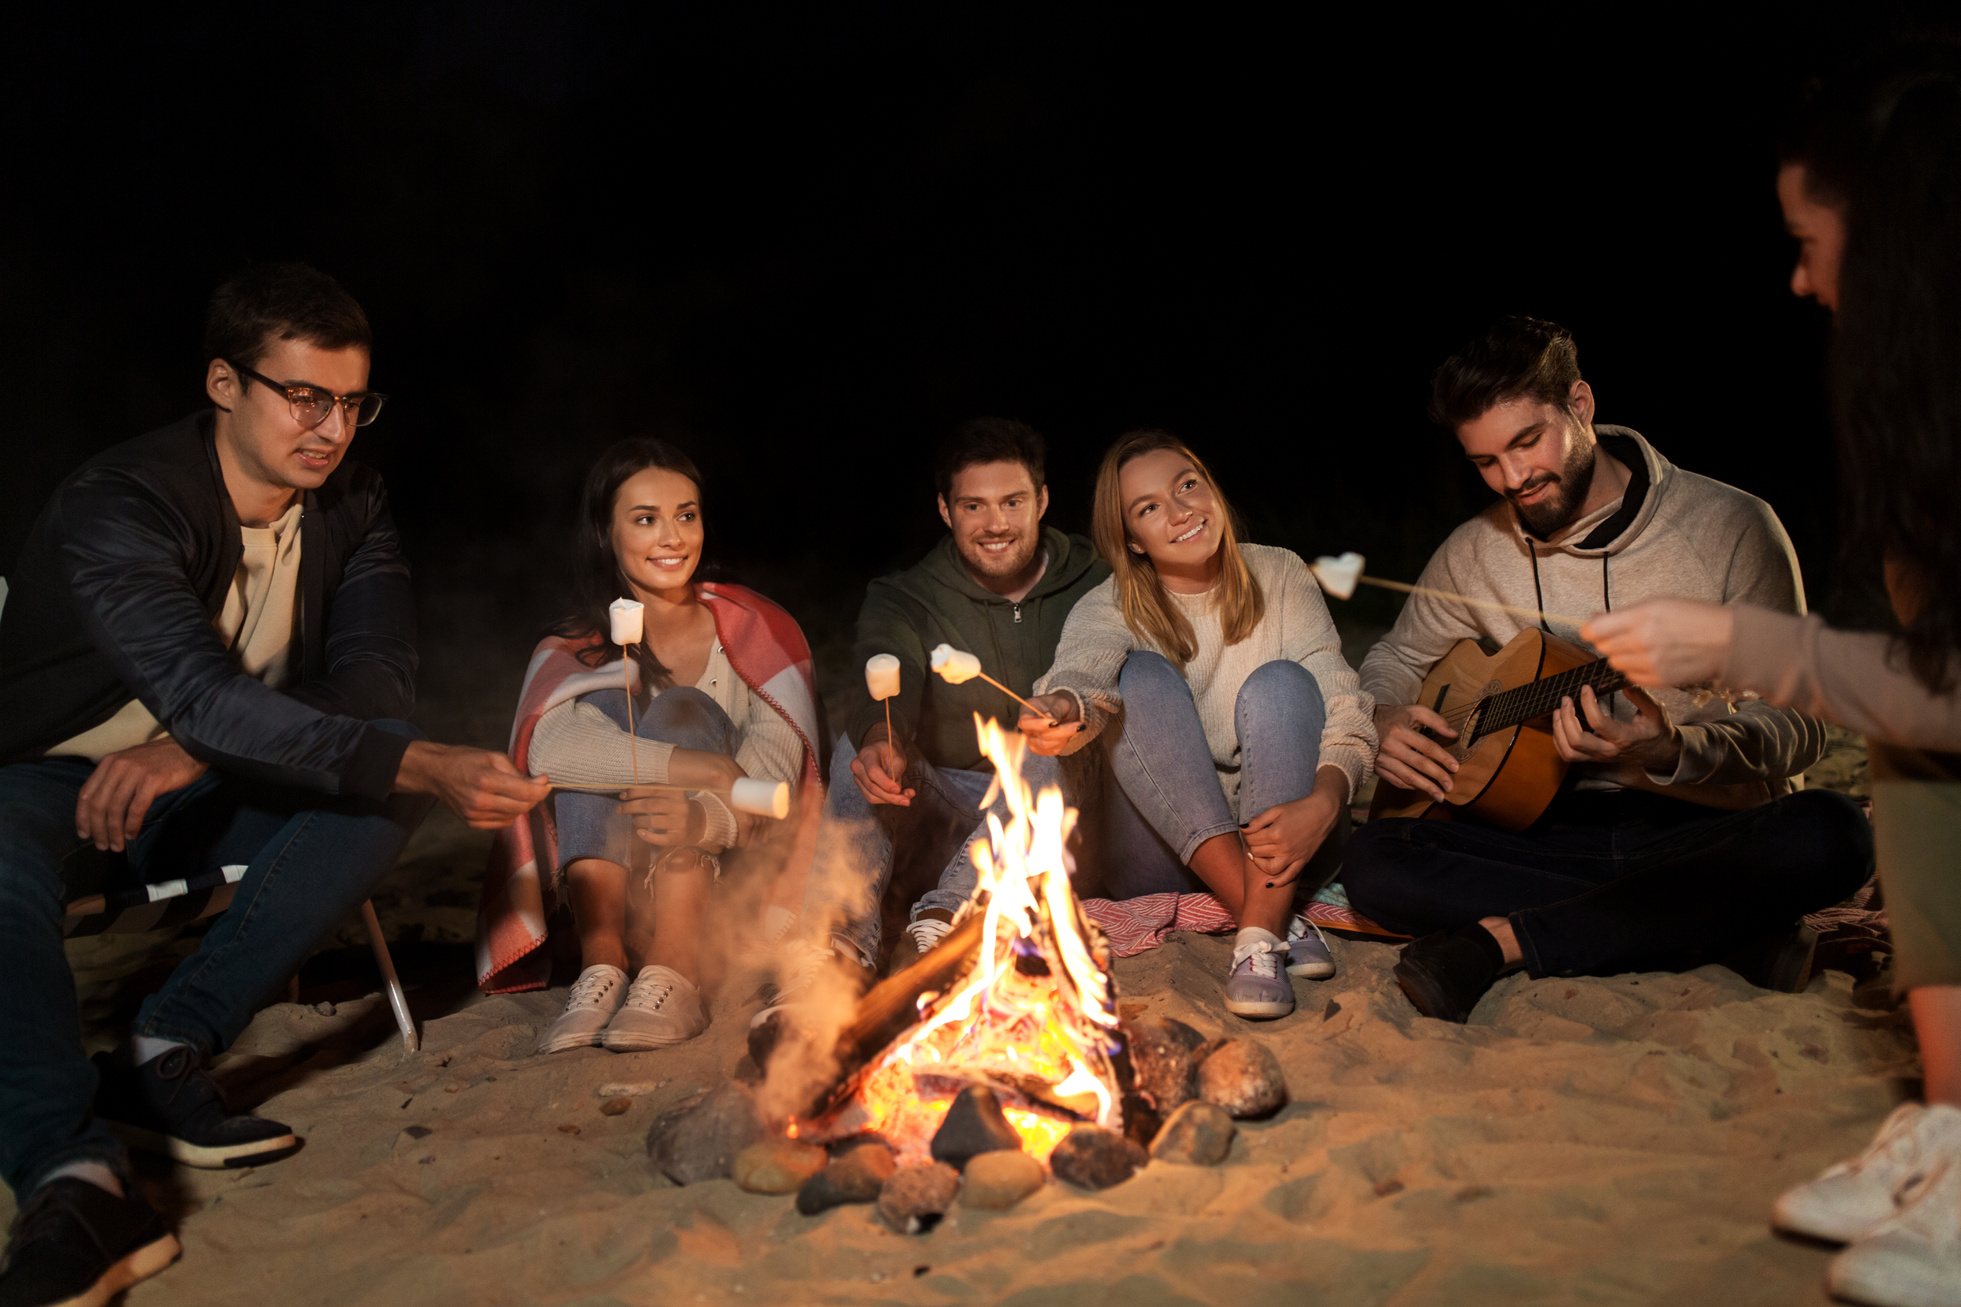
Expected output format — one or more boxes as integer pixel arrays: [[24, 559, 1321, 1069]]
[[104, 1120, 299, 1169], [1286, 958, 1335, 979], [1223, 995, 1295, 1019], [537, 1026, 613, 1055], [52, 1231, 181, 1307], [602, 1023, 708, 1052]]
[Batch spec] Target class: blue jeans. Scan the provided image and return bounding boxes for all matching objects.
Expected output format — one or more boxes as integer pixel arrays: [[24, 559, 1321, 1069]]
[[799, 735, 1058, 964], [551, 688, 739, 871], [1342, 787, 1874, 977], [1101, 652, 1343, 900], [0, 720, 431, 1195]]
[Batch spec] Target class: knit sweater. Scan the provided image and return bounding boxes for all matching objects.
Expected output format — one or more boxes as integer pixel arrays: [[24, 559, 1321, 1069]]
[[1359, 427, 1828, 798], [1034, 544, 1376, 817], [526, 641, 805, 849], [1727, 607, 1961, 754]]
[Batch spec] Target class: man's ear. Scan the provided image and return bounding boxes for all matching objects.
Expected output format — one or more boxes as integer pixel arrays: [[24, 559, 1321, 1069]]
[[206, 358, 240, 412], [1035, 485, 1049, 521], [1568, 379, 1596, 429], [937, 495, 953, 530]]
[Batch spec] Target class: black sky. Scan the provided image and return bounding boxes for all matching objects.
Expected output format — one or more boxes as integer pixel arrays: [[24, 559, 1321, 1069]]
[[0, 6, 1903, 662]]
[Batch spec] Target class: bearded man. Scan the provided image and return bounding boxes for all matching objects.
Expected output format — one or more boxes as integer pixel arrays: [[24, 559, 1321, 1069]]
[[1342, 316, 1872, 1023], [764, 418, 1109, 1018]]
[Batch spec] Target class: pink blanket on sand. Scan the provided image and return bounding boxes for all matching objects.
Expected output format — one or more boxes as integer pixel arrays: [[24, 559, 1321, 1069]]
[[475, 583, 824, 993], [1080, 891, 1408, 958]]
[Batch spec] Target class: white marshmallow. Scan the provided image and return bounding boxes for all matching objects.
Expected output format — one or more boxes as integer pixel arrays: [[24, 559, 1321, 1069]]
[[608, 597, 645, 645], [729, 777, 790, 820], [865, 653, 902, 702], [1309, 552, 1365, 601], [929, 643, 982, 685]]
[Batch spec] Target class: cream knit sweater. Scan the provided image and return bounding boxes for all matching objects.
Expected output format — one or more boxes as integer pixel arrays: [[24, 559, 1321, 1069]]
[[1035, 544, 1376, 818], [527, 641, 804, 849]]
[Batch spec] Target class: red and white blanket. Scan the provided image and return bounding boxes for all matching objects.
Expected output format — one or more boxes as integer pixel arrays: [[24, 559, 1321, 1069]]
[[1080, 891, 1407, 958], [475, 583, 824, 994]]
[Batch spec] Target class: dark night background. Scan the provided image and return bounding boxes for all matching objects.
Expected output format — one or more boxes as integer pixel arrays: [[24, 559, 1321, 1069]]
[[0, 6, 1914, 741]]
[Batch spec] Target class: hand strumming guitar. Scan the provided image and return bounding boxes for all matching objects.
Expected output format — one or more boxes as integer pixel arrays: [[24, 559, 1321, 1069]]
[[1373, 702, 1461, 802]]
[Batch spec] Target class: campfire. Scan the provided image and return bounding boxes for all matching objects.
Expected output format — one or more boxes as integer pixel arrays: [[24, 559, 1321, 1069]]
[[799, 715, 1127, 1162]]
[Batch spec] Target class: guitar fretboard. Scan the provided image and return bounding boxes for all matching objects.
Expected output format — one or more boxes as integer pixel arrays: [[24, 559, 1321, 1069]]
[[1469, 658, 1629, 741]]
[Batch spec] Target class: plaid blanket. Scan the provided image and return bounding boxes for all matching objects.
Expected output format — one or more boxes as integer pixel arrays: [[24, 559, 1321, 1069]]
[[1081, 883, 1408, 958], [475, 583, 824, 993]]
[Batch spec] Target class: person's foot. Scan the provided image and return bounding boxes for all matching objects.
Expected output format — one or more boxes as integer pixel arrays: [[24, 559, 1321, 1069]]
[[92, 1047, 298, 1169], [602, 965, 708, 1051], [746, 938, 876, 1067], [1223, 935, 1295, 1019], [1827, 1148, 1961, 1307], [1284, 916, 1337, 979], [1776, 1103, 1961, 1243], [1722, 922, 1820, 993], [0, 1177, 179, 1307], [899, 909, 957, 966], [536, 964, 628, 1055], [1392, 924, 1506, 1024]]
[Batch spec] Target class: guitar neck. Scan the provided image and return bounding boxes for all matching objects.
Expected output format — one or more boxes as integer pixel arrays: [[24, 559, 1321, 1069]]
[[1475, 657, 1630, 737]]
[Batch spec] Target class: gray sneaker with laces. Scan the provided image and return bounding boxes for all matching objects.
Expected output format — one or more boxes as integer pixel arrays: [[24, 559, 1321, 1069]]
[[603, 965, 708, 1051], [1223, 938, 1295, 1018]]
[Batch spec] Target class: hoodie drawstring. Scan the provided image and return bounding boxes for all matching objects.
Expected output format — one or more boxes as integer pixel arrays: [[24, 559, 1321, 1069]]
[[1526, 546, 1612, 634]]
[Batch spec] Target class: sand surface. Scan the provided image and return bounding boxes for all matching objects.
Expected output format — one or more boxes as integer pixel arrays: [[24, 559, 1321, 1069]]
[[29, 899, 1918, 1307]]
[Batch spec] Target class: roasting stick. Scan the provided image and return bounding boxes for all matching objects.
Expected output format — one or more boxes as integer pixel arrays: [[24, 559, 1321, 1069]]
[[1308, 552, 1586, 629], [929, 643, 1055, 725], [608, 598, 645, 784], [547, 778, 793, 818]]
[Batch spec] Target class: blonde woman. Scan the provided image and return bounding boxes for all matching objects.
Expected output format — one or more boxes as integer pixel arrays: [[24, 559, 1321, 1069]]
[[1019, 430, 1376, 1018]]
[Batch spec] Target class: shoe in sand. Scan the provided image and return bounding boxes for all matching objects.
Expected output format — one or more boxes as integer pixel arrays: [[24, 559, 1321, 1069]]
[[536, 964, 627, 1055]]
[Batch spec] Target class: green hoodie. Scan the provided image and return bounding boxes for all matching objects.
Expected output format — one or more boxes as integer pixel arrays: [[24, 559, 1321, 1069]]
[[846, 525, 1111, 772]]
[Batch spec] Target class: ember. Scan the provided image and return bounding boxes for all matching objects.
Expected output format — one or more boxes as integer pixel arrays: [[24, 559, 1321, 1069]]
[[807, 715, 1124, 1161]]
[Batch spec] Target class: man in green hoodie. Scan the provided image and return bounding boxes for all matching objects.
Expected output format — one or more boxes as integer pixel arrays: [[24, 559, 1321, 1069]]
[[783, 418, 1109, 988]]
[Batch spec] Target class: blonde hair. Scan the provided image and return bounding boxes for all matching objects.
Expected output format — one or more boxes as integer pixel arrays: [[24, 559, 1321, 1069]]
[[1091, 430, 1264, 668]]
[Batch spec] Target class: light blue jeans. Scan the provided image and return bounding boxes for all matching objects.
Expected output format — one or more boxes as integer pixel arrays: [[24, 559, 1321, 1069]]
[[798, 734, 1061, 964], [1102, 652, 1342, 899], [552, 687, 738, 871]]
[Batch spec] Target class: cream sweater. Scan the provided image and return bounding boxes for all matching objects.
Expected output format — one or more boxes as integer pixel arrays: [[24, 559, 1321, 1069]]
[[1035, 543, 1376, 818], [527, 641, 804, 849], [1360, 428, 1828, 797]]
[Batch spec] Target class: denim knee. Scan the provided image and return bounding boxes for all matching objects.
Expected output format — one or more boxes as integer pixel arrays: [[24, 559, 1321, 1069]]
[[642, 686, 723, 737], [1118, 650, 1192, 715], [1238, 659, 1322, 709]]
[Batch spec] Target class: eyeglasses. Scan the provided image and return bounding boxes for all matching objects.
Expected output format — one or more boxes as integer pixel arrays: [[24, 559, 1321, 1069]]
[[230, 361, 388, 429]]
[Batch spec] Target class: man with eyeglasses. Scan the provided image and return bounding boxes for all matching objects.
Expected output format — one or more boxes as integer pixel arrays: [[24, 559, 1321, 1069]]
[[0, 263, 549, 1306]]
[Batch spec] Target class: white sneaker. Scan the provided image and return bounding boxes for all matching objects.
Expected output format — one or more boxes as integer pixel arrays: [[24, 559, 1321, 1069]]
[[1776, 1104, 1961, 1243], [602, 965, 708, 1051], [536, 964, 627, 1054], [1829, 1149, 1961, 1307]]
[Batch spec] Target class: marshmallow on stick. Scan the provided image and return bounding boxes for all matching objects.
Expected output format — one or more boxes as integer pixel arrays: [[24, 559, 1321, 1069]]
[[929, 643, 1053, 724], [609, 597, 646, 781], [1309, 552, 1586, 627], [866, 653, 902, 753]]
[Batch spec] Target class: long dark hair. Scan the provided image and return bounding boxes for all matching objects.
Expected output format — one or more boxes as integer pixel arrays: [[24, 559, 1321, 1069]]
[[549, 438, 706, 696], [1783, 40, 1961, 691]]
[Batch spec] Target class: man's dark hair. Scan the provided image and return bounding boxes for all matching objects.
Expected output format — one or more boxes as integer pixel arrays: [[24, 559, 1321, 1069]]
[[1428, 316, 1583, 432], [934, 417, 1047, 501], [203, 262, 373, 371]]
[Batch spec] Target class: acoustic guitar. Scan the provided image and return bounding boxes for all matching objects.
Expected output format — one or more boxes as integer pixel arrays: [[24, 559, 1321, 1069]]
[[1368, 628, 1638, 831]]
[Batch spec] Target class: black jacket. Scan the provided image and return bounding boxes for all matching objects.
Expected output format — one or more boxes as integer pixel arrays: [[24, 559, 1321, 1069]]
[[0, 412, 416, 798]]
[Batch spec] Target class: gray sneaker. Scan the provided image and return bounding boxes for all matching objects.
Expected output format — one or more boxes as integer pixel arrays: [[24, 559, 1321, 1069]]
[[1285, 917, 1336, 979], [1223, 938, 1295, 1019], [602, 965, 708, 1051], [537, 964, 627, 1054]]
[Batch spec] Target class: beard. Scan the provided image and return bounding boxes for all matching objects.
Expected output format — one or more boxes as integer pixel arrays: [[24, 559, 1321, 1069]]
[[959, 529, 1041, 580], [1508, 436, 1598, 537]]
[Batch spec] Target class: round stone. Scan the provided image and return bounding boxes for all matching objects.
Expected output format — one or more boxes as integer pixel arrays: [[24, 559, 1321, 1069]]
[[876, 1161, 960, 1233], [1197, 1038, 1287, 1119], [959, 1149, 1045, 1209], [732, 1139, 828, 1194], [1149, 1099, 1235, 1165]]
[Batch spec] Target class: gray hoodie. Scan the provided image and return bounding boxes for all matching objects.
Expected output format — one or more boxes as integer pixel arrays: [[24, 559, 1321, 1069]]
[[1359, 427, 1827, 801]]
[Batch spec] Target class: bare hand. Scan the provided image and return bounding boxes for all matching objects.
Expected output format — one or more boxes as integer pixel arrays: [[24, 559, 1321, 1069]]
[[1243, 768, 1347, 888], [1373, 702, 1460, 802], [617, 788, 709, 847], [1019, 693, 1082, 756], [1550, 683, 1681, 772], [850, 730, 913, 807], [394, 741, 551, 829], [1581, 600, 1733, 689], [76, 737, 210, 851]]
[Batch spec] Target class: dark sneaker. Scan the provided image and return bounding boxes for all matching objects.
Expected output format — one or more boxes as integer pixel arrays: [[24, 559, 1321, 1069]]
[[899, 909, 957, 966], [93, 1047, 298, 1169], [1721, 923, 1819, 994], [1392, 924, 1506, 1023], [0, 1177, 179, 1307]]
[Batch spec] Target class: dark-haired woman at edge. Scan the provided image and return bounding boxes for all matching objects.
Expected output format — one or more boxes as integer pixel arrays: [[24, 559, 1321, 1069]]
[[475, 441, 823, 1054], [1586, 44, 1961, 1303]]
